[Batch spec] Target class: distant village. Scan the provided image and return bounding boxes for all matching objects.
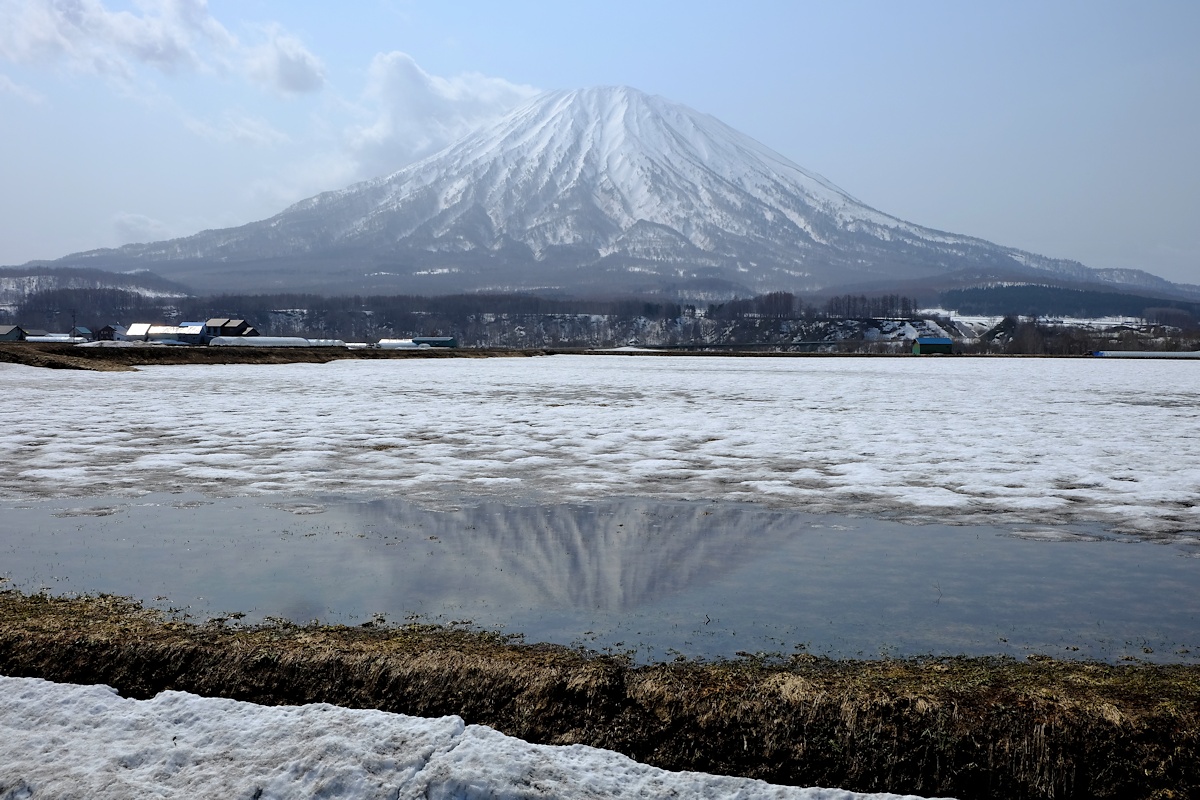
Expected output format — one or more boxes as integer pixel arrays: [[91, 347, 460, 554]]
[[0, 309, 971, 354], [3, 311, 1197, 358], [0, 318, 456, 350]]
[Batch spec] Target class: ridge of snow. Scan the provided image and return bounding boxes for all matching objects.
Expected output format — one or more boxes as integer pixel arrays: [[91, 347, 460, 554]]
[[0, 677, 947, 800]]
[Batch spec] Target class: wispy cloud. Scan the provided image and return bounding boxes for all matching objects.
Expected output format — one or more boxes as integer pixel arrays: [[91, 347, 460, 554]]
[[112, 211, 172, 244], [345, 51, 539, 178], [0, 70, 43, 102], [2, 4, 534, 168], [184, 109, 291, 146], [241, 50, 540, 209], [0, 0, 220, 77], [228, 52, 539, 224]]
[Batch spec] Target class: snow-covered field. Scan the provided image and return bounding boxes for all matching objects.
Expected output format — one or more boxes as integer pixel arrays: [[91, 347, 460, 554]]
[[0, 677, 945, 800], [2, 354, 1198, 536]]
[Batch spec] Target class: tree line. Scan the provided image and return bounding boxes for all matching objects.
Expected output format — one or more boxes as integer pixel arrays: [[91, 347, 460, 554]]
[[5, 285, 1198, 353], [2, 288, 922, 338], [704, 292, 918, 320]]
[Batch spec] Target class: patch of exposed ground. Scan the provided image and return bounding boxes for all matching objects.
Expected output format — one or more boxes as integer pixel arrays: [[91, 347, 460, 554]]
[[0, 343, 553, 371], [0, 345, 138, 371], [0, 591, 1195, 800]]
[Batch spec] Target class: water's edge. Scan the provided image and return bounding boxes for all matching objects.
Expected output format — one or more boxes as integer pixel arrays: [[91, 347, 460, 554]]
[[4, 493, 1198, 665]]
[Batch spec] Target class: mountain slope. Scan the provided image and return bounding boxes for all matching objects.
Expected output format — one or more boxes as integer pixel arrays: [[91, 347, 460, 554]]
[[32, 87, 1184, 298], [0, 267, 189, 313]]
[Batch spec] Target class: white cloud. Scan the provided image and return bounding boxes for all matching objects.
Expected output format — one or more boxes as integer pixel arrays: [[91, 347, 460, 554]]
[[345, 51, 539, 178], [0, 0, 321, 95], [244, 25, 324, 95], [240, 51, 540, 209], [0, 0, 224, 77]]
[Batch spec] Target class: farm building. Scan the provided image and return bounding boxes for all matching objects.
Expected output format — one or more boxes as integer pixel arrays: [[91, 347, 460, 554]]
[[205, 319, 259, 339], [144, 326, 186, 344], [125, 323, 151, 341], [96, 324, 128, 341], [123, 320, 261, 344], [378, 337, 456, 349], [0, 325, 27, 341], [208, 336, 341, 347], [124, 323, 203, 344], [413, 336, 457, 348], [911, 337, 953, 355], [175, 322, 212, 345], [24, 333, 75, 343]]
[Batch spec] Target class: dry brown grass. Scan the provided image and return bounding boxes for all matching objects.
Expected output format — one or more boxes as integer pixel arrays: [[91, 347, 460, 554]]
[[1, 591, 1196, 799]]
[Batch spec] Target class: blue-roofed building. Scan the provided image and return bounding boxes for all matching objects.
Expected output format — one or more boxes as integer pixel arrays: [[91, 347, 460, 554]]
[[911, 337, 953, 355], [412, 336, 457, 348]]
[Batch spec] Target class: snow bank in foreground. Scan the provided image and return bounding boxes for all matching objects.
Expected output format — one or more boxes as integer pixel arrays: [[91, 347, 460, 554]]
[[2, 355, 1198, 535], [0, 677, 945, 800]]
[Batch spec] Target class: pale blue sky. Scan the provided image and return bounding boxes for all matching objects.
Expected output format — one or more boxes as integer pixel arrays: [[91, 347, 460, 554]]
[[2, 0, 1197, 285]]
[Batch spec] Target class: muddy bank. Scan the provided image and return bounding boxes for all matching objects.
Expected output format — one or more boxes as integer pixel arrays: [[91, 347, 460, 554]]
[[0, 342, 875, 371], [1, 592, 1195, 799], [0, 342, 1090, 372], [0, 342, 552, 371]]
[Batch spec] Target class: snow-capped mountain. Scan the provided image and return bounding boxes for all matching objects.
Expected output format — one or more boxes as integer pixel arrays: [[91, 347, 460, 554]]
[[31, 87, 1185, 298]]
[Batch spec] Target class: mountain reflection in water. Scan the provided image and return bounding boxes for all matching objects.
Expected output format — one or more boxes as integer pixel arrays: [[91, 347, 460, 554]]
[[344, 498, 795, 613], [3, 494, 1198, 664]]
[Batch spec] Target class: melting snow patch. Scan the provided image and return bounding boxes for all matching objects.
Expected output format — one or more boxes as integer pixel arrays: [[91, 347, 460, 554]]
[[268, 502, 329, 516], [1004, 529, 1106, 543], [2, 355, 1199, 537], [50, 506, 123, 518], [0, 677, 948, 800]]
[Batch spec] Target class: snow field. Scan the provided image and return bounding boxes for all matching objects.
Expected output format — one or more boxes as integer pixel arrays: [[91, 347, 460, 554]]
[[1, 355, 1197, 536], [0, 677, 946, 800]]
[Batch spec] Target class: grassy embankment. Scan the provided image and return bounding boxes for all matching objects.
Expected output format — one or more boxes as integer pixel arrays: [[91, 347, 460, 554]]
[[0, 341, 1069, 371], [1, 591, 1195, 800]]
